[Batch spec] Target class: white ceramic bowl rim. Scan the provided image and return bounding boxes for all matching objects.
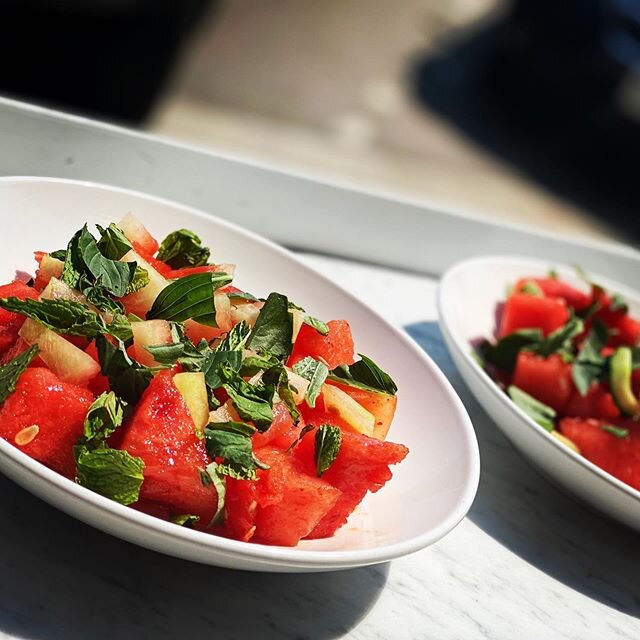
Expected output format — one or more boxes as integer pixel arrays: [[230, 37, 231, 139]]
[[439, 254, 640, 505], [0, 176, 480, 568]]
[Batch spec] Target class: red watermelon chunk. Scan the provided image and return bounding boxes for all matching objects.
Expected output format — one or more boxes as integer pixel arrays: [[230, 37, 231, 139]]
[[0, 281, 39, 356], [250, 447, 341, 546], [559, 417, 640, 491], [499, 293, 570, 337], [223, 477, 259, 542], [251, 402, 299, 451], [288, 319, 356, 369], [293, 427, 408, 539], [119, 371, 218, 527], [0, 367, 94, 477]]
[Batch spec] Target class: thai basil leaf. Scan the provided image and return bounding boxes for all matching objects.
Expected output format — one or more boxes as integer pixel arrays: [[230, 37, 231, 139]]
[[571, 321, 609, 396], [239, 353, 280, 377], [331, 354, 397, 395], [156, 229, 211, 269], [75, 446, 144, 505], [147, 272, 232, 326], [507, 385, 556, 432], [293, 356, 329, 408], [0, 345, 39, 406], [314, 425, 342, 476], [247, 292, 293, 360], [200, 461, 226, 526], [49, 249, 67, 261], [227, 291, 260, 303], [96, 223, 133, 260]]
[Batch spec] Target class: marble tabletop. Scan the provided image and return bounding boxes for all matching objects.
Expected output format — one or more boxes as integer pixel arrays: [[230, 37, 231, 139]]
[[0, 253, 637, 640]]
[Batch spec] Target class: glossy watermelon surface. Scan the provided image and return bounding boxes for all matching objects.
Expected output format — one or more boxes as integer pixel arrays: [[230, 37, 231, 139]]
[[0, 367, 94, 477], [119, 371, 218, 527]]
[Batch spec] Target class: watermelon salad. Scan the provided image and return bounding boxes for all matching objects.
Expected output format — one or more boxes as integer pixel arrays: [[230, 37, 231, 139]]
[[477, 272, 640, 492], [0, 215, 408, 546]]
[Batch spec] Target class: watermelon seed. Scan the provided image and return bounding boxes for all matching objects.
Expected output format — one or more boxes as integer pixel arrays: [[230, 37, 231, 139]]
[[15, 424, 39, 446]]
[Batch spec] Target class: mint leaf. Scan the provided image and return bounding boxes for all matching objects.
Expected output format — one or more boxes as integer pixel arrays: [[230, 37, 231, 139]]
[[286, 423, 315, 453], [248, 292, 293, 360], [478, 329, 543, 372], [170, 514, 200, 528], [83, 392, 127, 443], [83, 285, 125, 315], [147, 272, 232, 326], [239, 353, 280, 377], [157, 229, 211, 269], [518, 280, 543, 296], [314, 425, 341, 476], [507, 385, 556, 432], [572, 321, 609, 396], [126, 266, 150, 294], [601, 424, 629, 439], [293, 356, 329, 408], [0, 297, 107, 337], [146, 322, 212, 370], [204, 423, 268, 480], [0, 345, 39, 405], [96, 334, 156, 405], [96, 223, 133, 260], [331, 354, 397, 395], [223, 382, 274, 431], [303, 315, 329, 336], [75, 446, 144, 505]]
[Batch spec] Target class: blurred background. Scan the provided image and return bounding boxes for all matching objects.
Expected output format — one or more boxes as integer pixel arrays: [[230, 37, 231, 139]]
[[1, 0, 638, 244]]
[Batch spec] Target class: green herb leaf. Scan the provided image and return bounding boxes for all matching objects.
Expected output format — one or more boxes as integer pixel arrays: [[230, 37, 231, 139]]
[[96, 223, 133, 260], [536, 316, 584, 358], [227, 291, 260, 303], [262, 363, 300, 424], [632, 347, 640, 370], [239, 353, 280, 377], [519, 280, 543, 296], [610, 293, 629, 314], [204, 424, 268, 480], [83, 285, 125, 315], [223, 382, 274, 431], [478, 329, 543, 372], [293, 356, 329, 407], [96, 334, 156, 405], [330, 354, 397, 395], [248, 292, 293, 360], [83, 392, 127, 443], [0, 297, 107, 337], [77, 224, 138, 297], [601, 424, 629, 439], [75, 446, 144, 505], [157, 229, 211, 269], [147, 272, 232, 326], [170, 514, 200, 528], [303, 315, 329, 335], [0, 345, 39, 406], [314, 425, 342, 476], [508, 385, 556, 432], [200, 461, 226, 526], [572, 321, 609, 396], [49, 249, 67, 261], [126, 266, 150, 294]]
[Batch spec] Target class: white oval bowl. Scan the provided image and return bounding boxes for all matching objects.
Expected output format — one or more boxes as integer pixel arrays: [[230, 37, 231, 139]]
[[0, 176, 479, 572], [438, 254, 640, 531]]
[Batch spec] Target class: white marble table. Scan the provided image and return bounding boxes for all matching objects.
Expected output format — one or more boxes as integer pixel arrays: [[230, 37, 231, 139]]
[[0, 252, 637, 640]]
